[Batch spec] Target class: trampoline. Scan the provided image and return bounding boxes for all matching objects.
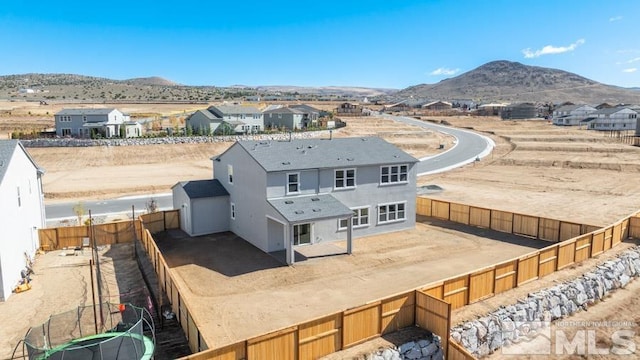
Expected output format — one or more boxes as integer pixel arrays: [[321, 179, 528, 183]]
[[22, 303, 155, 360]]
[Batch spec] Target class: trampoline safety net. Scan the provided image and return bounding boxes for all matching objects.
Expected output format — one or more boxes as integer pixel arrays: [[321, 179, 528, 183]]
[[23, 303, 155, 360]]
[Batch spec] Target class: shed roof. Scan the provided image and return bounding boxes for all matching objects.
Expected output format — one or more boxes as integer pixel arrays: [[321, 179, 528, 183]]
[[268, 194, 353, 223], [174, 179, 229, 199], [224, 136, 418, 172]]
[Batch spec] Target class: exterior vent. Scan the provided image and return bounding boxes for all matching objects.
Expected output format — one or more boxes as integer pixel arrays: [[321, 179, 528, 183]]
[[312, 209, 321, 212], [282, 161, 290, 165], [285, 200, 294, 204], [294, 210, 304, 214], [347, 158, 354, 161], [311, 197, 320, 202]]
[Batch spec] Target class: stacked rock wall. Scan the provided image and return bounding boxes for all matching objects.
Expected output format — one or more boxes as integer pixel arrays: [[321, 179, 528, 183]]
[[451, 246, 640, 357], [364, 335, 444, 360], [20, 131, 328, 147]]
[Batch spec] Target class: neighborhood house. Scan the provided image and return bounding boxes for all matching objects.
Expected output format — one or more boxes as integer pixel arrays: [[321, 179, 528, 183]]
[[186, 105, 263, 135], [54, 108, 132, 138], [173, 136, 418, 264], [0, 140, 45, 301]]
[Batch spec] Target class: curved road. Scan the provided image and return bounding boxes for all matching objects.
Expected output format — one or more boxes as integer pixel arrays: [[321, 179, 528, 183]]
[[45, 117, 494, 222], [384, 114, 495, 175]]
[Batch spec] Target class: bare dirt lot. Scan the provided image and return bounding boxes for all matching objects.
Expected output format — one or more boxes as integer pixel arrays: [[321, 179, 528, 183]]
[[2, 104, 640, 359], [154, 218, 553, 349]]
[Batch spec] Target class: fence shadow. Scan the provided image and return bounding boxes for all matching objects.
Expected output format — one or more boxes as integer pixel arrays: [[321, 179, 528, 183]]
[[418, 215, 551, 250]]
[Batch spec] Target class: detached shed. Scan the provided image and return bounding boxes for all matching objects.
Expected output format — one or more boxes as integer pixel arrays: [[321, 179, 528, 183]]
[[172, 179, 229, 237]]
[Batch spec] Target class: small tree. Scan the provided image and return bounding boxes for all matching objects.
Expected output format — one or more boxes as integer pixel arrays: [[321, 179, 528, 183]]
[[72, 202, 86, 226], [146, 198, 159, 213]]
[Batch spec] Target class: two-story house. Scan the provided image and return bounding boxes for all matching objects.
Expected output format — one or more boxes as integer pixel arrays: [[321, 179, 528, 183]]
[[186, 105, 264, 134], [289, 104, 322, 127], [552, 105, 597, 126], [0, 140, 45, 301], [586, 107, 638, 130], [55, 108, 131, 138], [263, 107, 306, 130], [335, 102, 364, 116], [172, 137, 418, 264]]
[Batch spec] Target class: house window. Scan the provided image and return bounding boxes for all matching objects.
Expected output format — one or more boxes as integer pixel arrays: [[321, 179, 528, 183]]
[[293, 223, 311, 245], [287, 172, 300, 194], [378, 202, 406, 224], [380, 165, 408, 185], [230, 203, 235, 220], [17, 186, 21, 207], [339, 207, 369, 230], [83, 116, 87, 122], [335, 169, 356, 189], [62, 128, 72, 136], [228, 165, 233, 184]]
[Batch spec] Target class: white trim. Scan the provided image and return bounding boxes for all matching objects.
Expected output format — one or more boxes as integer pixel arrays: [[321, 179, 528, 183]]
[[230, 202, 236, 220], [379, 164, 409, 186], [377, 201, 407, 225], [338, 206, 370, 231], [293, 223, 312, 246], [266, 215, 287, 225], [286, 172, 300, 195], [227, 165, 234, 185], [334, 168, 356, 190]]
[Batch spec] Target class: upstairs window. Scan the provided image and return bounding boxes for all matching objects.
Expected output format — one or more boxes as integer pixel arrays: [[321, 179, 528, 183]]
[[287, 172, 300, 194], [228, 165, 234, 184], [380, 165, 408, 185], [335, 169, 356, 189]]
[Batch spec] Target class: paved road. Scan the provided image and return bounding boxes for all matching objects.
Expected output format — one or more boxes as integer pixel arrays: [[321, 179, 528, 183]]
[[45, 193, 173, 223], [383, 114, 495, 175], [45, 117, 493, 222]]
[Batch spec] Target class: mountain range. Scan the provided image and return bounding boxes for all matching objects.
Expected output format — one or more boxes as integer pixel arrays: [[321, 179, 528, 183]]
[[1, 61, 638, 104], [396, 61, 639, 104]]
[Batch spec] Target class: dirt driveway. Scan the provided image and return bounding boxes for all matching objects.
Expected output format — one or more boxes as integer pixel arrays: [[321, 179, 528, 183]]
[[154, 216, 553, 349]]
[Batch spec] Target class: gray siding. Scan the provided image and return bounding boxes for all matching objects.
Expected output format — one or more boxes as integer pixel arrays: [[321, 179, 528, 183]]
[[192, 197, 229, 236], [186, 112, 220, 134], [264, 113, 304, 130], [214, 144, 270, 251]]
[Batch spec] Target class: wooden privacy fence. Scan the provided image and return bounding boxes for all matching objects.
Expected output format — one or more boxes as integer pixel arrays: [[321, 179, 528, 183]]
[[132, 201, 640, 360], [417, 198, 632, 311], [181, 290, 442, 360], [38, 210, 180, 251], [417, 197, 601, 242]]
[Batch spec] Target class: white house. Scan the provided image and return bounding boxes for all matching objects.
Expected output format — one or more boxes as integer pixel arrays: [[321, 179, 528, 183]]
[[552, 105, 597, 126], [54, 108, 131, 138], [586, 107, 638, 131], [0, 140, 45, 301], [173, 136, 418, 265]]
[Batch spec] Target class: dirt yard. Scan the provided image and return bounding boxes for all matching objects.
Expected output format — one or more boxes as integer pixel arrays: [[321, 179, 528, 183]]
[[154, 218, 554, 349], [2, 106, 640, 358]]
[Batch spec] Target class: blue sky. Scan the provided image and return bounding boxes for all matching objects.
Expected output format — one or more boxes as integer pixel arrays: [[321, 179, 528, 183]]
[[1, 0, 639, 89]]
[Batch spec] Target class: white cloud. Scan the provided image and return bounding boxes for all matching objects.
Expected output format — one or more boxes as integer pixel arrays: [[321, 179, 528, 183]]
[[615, 57, 640, 65], [522, 39, 586, 58], [623, 68, 637, 73], [429, 67, 460, 76], [609, 16, 623, 22]]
